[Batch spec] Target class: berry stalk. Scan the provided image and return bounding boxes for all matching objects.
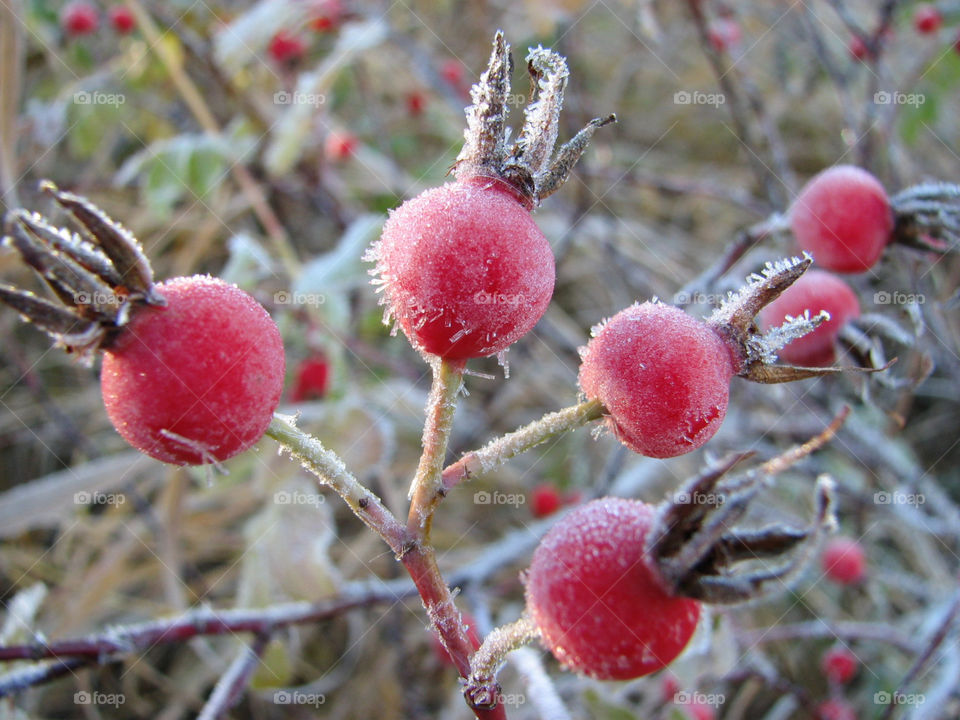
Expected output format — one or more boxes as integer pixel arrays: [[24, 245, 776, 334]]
[[440, 398, 604, 493], [407, 357, 466, 539], [266, 415, 406, 553]]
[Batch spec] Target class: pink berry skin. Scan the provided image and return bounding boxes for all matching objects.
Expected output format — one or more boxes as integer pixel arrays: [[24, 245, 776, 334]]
[[100, 276, 285, 465], [849, 35, 870, 61], [821, 537, 866, 585], [578, 302, 739, 459], [371, 177, 555, 360], [61, 1, 99, 36], [268, 31, 307, 64], [758, 269, 860, 367], [821, 646, 859, 685], [913, 4, 943, 34], [525, 498, 701, 681], [790, 165, 893, 273]]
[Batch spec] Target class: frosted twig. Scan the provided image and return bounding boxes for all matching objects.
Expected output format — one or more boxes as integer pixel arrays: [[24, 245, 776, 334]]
[[197, 632, 271, 720], [266, 415, 406, 554], [440, 399, 604, 493], [406, 357, 466, 539]]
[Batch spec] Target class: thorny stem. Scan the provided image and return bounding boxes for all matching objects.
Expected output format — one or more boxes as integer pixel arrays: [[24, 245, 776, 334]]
[[440, 399, 604, 493], [407, 358, 466, 540], [265, 415, 406, 554]]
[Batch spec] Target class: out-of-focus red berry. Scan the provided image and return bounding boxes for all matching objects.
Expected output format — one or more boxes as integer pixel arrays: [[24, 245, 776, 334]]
[[324, 130, 358, 161], [758, 270, 860, 367], [309, 0, 343, 32], [681, 701, 717, 720], [108, 6, 135, 34], [290, 355, 330, 401], [707, 18, 742, 53], [406, 91, 427, 116], [822, 537, 866, 585], [268, 30, 307, 65], [61, 1, 99, 36], [849, 35, 870, 61], [440, 58, 465, 87], [821, 646, 859, 684], [660, 673, 681, 703], [531, 484, 563, 518], [789, 165, 893, 273], [817, 698, 858, 720], [913, 4, 943, 34]]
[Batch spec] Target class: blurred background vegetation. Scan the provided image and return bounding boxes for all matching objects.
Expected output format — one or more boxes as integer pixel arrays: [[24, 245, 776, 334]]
[[1, 0, 959, 718]]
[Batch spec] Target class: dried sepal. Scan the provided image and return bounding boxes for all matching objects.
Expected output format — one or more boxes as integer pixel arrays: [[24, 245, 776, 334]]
[[0, 182, 164, 360], [706, 254, 889, 382], [6, 212, 118, 320], [891, 181, 960, 251], [40, 181, 163, 304], [454, 31, 511, 181], [647, 409, 846, 604], [452, 31, 613, 205], [708, 254, 812, 347]]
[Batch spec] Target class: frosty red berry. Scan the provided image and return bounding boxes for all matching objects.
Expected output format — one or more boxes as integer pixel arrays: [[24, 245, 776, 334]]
[[0, 183, 284, 467], [790, 165, 893, 273], [368, 33, 613, 360], [758, 269, 860, 367], [372, 178, 554, 359], [578, 302, 739, 458], [525, 498, 700, 680], [101, 276, 285, 465]]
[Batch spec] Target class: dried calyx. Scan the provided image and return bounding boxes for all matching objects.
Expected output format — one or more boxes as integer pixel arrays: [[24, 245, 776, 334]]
[[709, 254, 890, 383], [646, 410, 847, 604], [0, 182, 165, 363], [890, 181, 960, 253], [454, 30, 615, 206]]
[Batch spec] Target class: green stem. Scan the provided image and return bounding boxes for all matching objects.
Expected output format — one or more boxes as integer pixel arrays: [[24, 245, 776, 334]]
[[406, 357, 466, 539], [266, 415, 406, 554]]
